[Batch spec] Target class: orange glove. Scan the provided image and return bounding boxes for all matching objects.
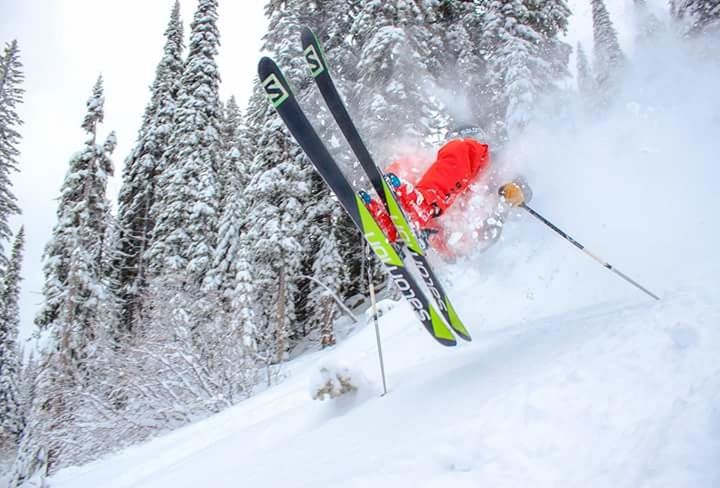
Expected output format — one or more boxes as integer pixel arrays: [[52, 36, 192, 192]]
[[499, 182, 525, 207]]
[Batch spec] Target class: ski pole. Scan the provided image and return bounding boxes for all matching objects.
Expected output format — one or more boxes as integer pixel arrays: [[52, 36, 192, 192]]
[[520, 203, 660, 301], [367, 267, 388, 396]]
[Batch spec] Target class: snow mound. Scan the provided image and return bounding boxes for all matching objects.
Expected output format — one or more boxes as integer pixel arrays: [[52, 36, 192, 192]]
[[309, 360, 370, 402]]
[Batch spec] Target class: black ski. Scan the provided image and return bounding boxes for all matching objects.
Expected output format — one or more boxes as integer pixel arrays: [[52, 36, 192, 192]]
[[300, 27, 471, 342], [258, 57, 456, 347]]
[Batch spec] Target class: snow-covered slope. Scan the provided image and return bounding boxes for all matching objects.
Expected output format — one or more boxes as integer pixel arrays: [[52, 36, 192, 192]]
[[46, 20, 720, 488], [48, 288, 719, 488]]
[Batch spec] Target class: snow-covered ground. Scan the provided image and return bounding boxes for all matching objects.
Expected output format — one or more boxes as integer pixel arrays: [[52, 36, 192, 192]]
[[46, 285, 719, 488], [38, 23, 720, 487]]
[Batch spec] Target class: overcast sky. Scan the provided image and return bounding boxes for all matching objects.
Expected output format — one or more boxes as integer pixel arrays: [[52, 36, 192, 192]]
[[1, 0, 266, 343]]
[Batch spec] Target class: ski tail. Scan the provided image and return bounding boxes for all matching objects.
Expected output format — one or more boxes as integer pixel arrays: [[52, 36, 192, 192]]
[[300, 27, 471, 342], [258, 57, 456, 347]]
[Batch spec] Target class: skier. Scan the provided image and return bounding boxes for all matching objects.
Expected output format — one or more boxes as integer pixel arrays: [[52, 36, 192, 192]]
[[360, 126, 531, 260]]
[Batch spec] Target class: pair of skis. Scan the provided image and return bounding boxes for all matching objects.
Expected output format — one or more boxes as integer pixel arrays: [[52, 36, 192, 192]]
[[257, 27, 471, 347]]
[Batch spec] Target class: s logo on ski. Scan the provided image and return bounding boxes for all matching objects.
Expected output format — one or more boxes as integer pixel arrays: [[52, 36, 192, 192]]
[[303, 44, 325, 77], [261, 73, 289, 108]]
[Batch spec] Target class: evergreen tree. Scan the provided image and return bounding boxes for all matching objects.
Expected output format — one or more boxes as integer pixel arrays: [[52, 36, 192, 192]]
[[231, 239, 258, 353], [350, 0, 443, 158], [591, 0, 626, 91], [576, 42, 595, 100], [306, 204, 345, 348], [205, 170, 246, 311], [113, 1, 184, 334], [217, 96, 246, 207], [633, 0, 663, 40], [244, 86, 310, 363], [204, 96, 251, 319], [146, 0, 222, 288], [671, 0, 680, 18], [0, 40, 23, 265], [674, 0, 720, 34], [242, 0, 316, 362], [137, 0, 225, 428], [9, 355, 45, 487], [298, 0, 369, 323], [35, 75, 115, 361], [435, 0, 491, 130], [0, 226, 24, 446], [31, 75, 115, 471], [484, 0, 572, 137]]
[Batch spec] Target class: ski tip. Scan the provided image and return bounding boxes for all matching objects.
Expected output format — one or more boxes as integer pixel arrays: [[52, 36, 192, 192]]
[[437, 337, 458, 347], [456, 330, 472, 342], [450, 321, 472, 342], [257, 57, 293, 109], [300, 25, 314, 44], [429, 306, 457, 346], [300, 26, 329, 79], [257, 56, 275, 76], [300, 26, 321, 49], [444, 298, 472, 342]]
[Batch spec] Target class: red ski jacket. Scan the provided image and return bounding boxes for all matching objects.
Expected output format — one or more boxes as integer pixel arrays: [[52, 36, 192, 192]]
[[416, 139, 490, 214], [368, 139, 491, 260]]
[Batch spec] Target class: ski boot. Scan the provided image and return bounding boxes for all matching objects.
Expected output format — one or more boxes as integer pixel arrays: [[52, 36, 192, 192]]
[[384, 173, 440, 229], [358, 190, 397, 242]]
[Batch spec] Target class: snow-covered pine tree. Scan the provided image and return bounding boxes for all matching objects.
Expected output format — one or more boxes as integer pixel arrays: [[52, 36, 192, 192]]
[[205, 167, 247, 312], [431, 0, 491, 130], [576, 42, 595, 100], [673, 0, 720, 34], [31, 75, 116, 471], [242, 0, 316, 363], [671, 0, 680, 17], [244, 87, 310, 363], [35, 75, 115, 361], [202, 223, 262, 396], [484, 0, 572, 137], [126, 0, 230, 432], [216, 96, 246, 210], [0, 40, 23, 266], [0, 226, 24, 448], [231, 238, 258, 353], [633, 0, 663, 40], [113, 1, 184, 335], [9, 354, 45, 487], [299, 0, 373, 332], [269, 0, 364, 347], [146, 0, 222, 288], [334, 3, 445, 309], [306, 204, 345, 348], [297, 177, 357, 346], [204, 95, 256, 352], [349, 0, 444, 159], [591, 0, 626, 93]]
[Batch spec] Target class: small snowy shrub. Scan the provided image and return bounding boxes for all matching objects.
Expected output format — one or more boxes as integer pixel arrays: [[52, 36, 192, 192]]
[[310, 361, 365, 401]]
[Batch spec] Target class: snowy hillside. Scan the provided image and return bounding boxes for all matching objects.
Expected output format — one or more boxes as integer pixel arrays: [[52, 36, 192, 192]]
[[46, 287, 720, 488], [38, 19, 720, 487]]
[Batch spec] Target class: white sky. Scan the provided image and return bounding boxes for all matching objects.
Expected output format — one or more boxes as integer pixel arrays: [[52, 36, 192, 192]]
[[0, 0, 267, 343]]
